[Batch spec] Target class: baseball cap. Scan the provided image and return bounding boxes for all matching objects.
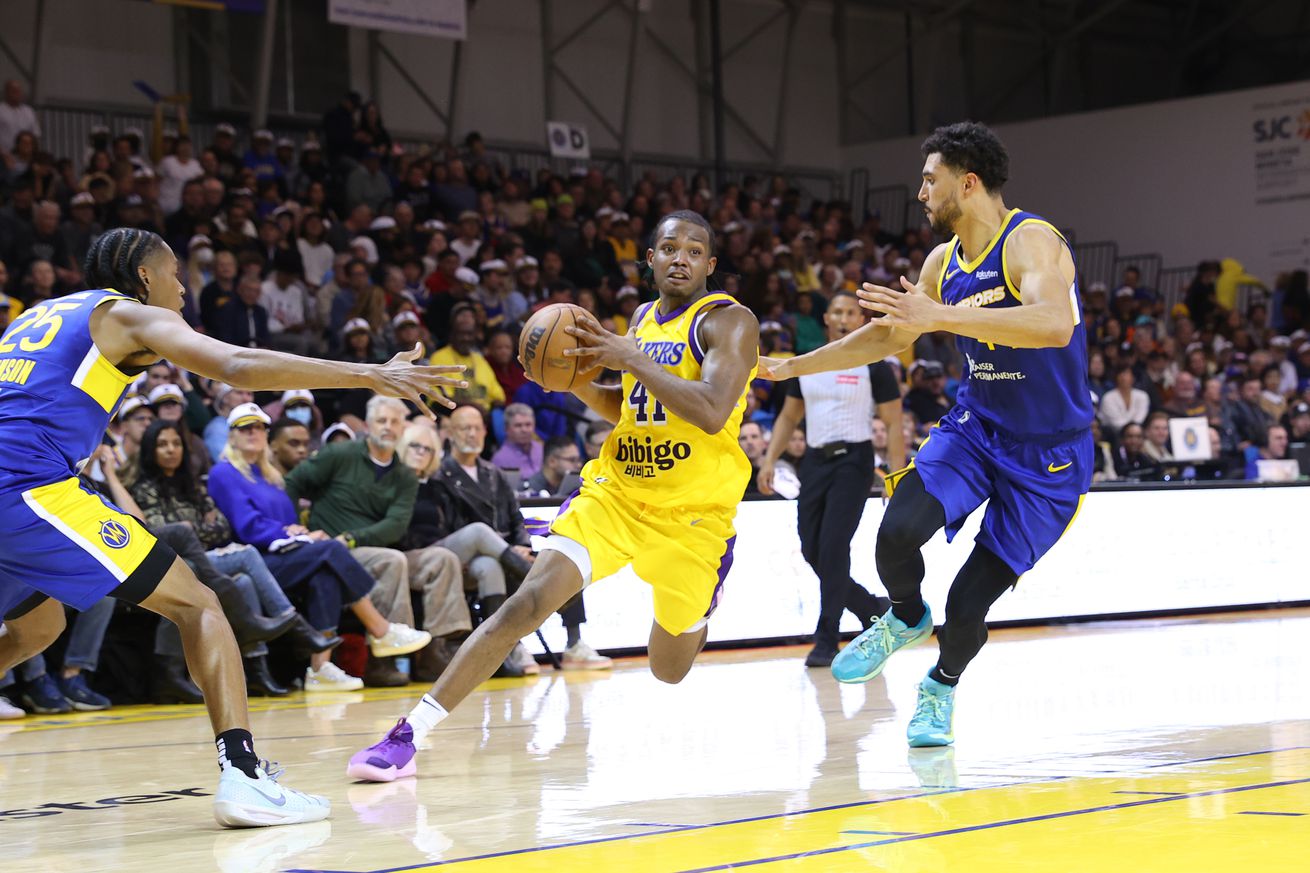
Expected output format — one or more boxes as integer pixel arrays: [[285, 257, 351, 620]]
[[392, 310, 421, 329], [1114, 286, 1135, 299], [423, 219, 447, 231], [369, 216, 397, 231], [515, 256, 539, 271], [342, 317, 371, 337], [216, 123, 236, 136], [616, 285, 639, 301], [454, 266, 480, 285], [148, 384, 185, 407], [479, 259, 509, 273], [1088, 281, 1108, 294], [253, 129, 274, 141], [227, 402, 272, 428], [188, 234, 212, 250], [281, 389, 314, 408], [1270, 335, 1291, 348], [530, 198, 548, 211], [458, 210, 481, 223], [1299, 342, 1310, 355], [322, 422, 355, 443], [276, 137, 295, 149], [1290, 401, 1310, 418], [595, 206, 614, 219], [71, 191, 95, 207], [556, 194, 574, 206], [302, 140, 322, 152]]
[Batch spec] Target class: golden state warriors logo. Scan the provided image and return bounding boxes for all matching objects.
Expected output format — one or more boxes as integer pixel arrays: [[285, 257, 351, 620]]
[[1183, 427, 1200, 450], [99, 519, 131, 550]]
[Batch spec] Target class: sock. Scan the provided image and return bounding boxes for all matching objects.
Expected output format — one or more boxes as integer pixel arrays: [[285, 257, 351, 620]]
[[566, 624, 581, 648], [890, 597, 926, 628], [216, 728, 260, 779], [928, 665, 959, 687], [406, 694, 448, 744]]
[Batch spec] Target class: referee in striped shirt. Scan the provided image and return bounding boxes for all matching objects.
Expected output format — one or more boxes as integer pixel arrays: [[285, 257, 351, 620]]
[[759, 291, 905, 667]]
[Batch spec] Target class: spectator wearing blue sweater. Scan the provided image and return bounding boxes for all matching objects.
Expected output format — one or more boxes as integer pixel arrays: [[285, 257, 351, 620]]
[[208, 403, 429, 692]]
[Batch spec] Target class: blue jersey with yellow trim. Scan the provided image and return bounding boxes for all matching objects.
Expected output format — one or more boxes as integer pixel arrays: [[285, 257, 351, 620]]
[[0, 289, 136, 492], [937, 209, 1093, 438]]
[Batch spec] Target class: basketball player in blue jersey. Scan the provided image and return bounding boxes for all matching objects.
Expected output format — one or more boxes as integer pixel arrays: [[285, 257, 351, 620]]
[[0, 228, 466, 826], [762, 122, 1093, 747]]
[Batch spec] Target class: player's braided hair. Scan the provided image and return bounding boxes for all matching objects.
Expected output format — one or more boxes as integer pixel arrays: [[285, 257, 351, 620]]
[[83, 228, 167, 303]]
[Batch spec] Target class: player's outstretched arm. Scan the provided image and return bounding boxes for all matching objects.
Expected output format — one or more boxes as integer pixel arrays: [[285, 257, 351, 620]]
[[859, 226, 1076, 349], [101, 302, 467, 418], [763, 243, 950, 381], [565, 305, 758, 434]]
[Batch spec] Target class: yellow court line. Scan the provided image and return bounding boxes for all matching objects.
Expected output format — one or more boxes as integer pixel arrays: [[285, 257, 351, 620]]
[[392, 749, 1310, 873], [5, 675, 564, 733]]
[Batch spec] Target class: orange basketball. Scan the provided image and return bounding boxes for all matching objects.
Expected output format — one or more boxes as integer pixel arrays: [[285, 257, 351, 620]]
[[518, 303, 591, 392]]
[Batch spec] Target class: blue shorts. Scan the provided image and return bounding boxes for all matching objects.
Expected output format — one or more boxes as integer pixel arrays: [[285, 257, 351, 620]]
[[0, 477, 174, 620], [911, 405, 1092, 575]]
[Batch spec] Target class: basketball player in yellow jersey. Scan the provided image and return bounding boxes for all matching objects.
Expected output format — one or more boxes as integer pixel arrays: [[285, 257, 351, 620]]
[[348, 210, 760, 782]]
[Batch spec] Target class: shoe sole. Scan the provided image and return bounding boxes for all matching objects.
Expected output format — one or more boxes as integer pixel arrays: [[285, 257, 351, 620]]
[[69, 700, 111, 712], [907, 735, 954, 748], [831, 627, 932, 684], [561, 662, 612, 671], [213, 799, 331, 828], [346, 758, 417, 783], [305, 683, 364, 693], [370, 633, 433, 658]]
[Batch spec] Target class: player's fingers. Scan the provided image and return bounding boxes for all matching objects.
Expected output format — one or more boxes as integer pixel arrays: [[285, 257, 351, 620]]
[[899, 275, 917, 293], [563, 346, 600, 358], [861, 282, 896, 296]]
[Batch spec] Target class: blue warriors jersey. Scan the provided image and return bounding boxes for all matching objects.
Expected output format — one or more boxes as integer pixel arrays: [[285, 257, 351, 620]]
[[0, 289, 137, 492], [937, 209, 1093, 437]]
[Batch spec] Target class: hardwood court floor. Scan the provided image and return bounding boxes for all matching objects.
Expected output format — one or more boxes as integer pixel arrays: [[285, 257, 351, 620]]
[[2, 609, 1308, 872]]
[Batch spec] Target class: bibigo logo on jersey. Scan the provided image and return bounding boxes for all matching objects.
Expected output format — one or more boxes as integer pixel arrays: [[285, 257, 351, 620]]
[[614, 435, 693, 478]]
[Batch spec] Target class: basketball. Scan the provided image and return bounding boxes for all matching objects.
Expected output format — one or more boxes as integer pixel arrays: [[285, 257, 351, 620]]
[[518, 303, 592, 391]]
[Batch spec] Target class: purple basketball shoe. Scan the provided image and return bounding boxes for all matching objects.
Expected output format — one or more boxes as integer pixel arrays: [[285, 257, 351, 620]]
[[347, 718, 418, 782]]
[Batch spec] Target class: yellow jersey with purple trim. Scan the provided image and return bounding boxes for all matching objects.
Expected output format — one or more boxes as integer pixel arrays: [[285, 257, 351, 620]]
[[583, 292, 757, 510], [0, 289, 136, 492]]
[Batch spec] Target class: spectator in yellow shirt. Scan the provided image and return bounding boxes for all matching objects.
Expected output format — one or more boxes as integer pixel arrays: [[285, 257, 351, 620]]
[[428, 304, 505, 412]]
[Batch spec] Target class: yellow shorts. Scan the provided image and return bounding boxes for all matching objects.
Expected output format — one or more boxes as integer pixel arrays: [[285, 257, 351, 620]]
[[544, 483, 736, 636]]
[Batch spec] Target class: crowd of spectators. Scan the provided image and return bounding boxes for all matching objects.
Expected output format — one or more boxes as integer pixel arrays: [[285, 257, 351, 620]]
[[0, 79, 1307, 716]]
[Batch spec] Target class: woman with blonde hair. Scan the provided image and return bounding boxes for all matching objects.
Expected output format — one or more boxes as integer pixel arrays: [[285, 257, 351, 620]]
[[208, 403, 428, 692], [396, 422, 537, 680]]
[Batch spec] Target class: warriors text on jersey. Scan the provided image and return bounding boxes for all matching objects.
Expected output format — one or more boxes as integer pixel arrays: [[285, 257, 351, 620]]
[[936, 208, 1093, 438], [585, 292, 759, 509]]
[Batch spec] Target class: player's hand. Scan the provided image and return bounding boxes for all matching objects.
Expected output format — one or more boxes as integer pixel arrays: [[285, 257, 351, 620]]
[[757, 356, 790, 381], [857, 277, 942, 329], [757, 459, 777, 495], [511, 545, 535, 563], [371, 345, 467, 418], [563, 315, 640, 372], [92, 445, 119, 476]]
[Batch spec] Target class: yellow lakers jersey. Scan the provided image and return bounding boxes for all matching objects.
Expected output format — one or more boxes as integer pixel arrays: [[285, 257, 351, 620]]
[[586, 292, 757, 510]]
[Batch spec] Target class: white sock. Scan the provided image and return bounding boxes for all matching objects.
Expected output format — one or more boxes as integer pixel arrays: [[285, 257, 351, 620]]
[[407, 694, 448, 744]]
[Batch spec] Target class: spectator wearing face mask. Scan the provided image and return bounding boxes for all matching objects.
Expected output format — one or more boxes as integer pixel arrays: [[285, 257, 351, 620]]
[[263, 389, 324, 446]]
